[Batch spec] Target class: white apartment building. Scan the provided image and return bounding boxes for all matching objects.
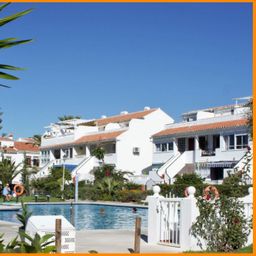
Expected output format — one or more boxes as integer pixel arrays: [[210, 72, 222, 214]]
[[0, 135, 40, 183], [38, 107, 174, 182], [150, 98, 252, 185]]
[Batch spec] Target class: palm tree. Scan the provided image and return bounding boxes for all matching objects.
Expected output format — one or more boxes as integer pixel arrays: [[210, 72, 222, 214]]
[[20, 158, 38, 195], [96, 177, 121, 196], [0, 159, 21, 185], [0, 3, 32, 88], [245, 99, 253, 138], [58, 115, 81, 121], [31, 134, 41, 146]]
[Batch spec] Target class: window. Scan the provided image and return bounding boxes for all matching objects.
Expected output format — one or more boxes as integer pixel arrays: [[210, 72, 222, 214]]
[[226, 134, 248, 150], [162, 143, 167, 152], [236, 135, 248, 149], [63, 148, 73, 158], [155, 144, 161, 152], [228, 135, 234, 150], [33, 158, 39, 167], [168, 142, 173, 151], [155, 142, 174, 152], [25, 157, 32, 166]]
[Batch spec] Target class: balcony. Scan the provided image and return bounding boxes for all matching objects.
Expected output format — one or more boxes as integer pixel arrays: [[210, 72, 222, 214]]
[[104, 153, 117, 165], [201, 150, 216, 157]]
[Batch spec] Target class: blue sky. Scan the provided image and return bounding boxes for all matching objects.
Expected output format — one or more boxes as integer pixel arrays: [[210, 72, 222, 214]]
[[0, 3, 252, 138]]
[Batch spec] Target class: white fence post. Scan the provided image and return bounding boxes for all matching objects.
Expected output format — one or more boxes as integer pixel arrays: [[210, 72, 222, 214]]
[[180, 186, 200, 251], [239, 187, 253, 246], [147, 185, 164, 244]]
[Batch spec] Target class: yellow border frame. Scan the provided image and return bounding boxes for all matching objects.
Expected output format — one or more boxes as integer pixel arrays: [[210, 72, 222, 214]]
[[2, 0, 255, 255]]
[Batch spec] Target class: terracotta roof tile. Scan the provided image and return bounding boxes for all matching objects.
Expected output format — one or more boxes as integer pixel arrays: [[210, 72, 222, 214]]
[[40, 130, 125, 150], [14, 142, 39, 152], [40, 142, 74, 150], [76, 130, 125, 144], [153, 119, 248, 137], [83, 108, 157, 126]]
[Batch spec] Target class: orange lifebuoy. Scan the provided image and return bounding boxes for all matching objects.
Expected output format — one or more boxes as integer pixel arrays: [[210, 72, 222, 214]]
[[203, 185, 219, 200], [13, 184, 25, 196]]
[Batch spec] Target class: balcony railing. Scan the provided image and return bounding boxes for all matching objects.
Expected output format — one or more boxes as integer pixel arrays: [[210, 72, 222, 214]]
[[201, 150, 216, 157]]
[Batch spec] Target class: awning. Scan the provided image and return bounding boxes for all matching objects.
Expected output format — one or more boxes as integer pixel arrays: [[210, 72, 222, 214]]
[[206, 161, 237, 168]]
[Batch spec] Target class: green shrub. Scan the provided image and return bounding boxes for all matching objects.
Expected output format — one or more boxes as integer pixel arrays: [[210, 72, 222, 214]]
[[191, 196, 251, 252], [124, 182, 143, 190], [31, 167, 72, 199], [79, 184, 99, 201], [159, 183, 250, 198], [117, 190, 147, 203]]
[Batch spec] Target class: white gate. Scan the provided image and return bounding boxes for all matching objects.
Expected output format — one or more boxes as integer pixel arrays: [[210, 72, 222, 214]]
[[158, 198, 181, 247]]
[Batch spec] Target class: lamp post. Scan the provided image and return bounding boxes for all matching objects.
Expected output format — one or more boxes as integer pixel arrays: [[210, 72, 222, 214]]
[[62, 159, 65, 200], [75, 173, 79, 202]]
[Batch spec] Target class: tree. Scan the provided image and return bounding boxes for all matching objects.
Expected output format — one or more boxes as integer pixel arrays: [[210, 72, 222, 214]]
[[245, 99, 252, 138], [92, 146, 105, 163], [191, 196, 251, 252], [0, 3, 32, 88], [0, 159, 21, 185], [96, 177, 121, 196], [20, 158, 38, 196], [58, 115, 81, 121], [31, 134, 41, 146]]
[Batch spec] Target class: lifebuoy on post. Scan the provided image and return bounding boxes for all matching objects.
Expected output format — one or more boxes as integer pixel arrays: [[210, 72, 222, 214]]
[[203, 185, 219, 200], [13, 184, 25, 196]]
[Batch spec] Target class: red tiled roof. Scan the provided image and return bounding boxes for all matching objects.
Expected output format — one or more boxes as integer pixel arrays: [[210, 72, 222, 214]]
[[83, 108, 157, 126], [14, 142, 39, 152], [40, 130, 125, 150], [40, 142, 74, 150], [153, 119, 248, 137], [76, 130, 125, 144], [0, 142, 39, 153]]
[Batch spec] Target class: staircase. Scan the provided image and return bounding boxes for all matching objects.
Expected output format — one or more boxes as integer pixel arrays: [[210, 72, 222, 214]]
[[157, 152, 189, 184], [35, 160, 55, 178], [72, 156, 98, 182]]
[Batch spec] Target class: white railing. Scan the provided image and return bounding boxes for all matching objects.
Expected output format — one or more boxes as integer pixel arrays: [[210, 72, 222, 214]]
[[72, 156, 97, 181], [36, 160, 54, 178], [148, 186, 253, 251], [158, 198, 181, 247], [157, 153, 181, 178]]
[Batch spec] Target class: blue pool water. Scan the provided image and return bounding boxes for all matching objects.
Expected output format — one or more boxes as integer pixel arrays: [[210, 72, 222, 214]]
[[0, 204, 148, 230]]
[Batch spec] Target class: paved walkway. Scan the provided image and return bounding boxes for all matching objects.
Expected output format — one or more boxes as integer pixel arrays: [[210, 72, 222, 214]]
[[0, 221, 181, 253]]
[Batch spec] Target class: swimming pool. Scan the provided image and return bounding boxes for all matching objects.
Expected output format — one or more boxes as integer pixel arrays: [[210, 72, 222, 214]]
[[0, 203, 148, 230]]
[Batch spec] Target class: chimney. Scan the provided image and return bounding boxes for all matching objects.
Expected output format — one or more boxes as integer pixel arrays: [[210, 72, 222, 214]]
[[101, 115, 107, 119], [7, 133, 13, 140], [144, 106, 151, 110], [120, 111, 128, 115]]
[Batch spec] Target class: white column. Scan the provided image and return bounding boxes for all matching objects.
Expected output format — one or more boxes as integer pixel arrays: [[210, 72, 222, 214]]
[[85, 146, 90, 156], [220, 134, 226, 150], [180, 186, 201, 251], [195, 136, 199, 150], [147, 186, 164, 244], [173, 138, 178, 154]]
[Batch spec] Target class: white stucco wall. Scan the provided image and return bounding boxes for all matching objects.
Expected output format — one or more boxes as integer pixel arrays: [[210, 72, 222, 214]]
[[115, 109, 174, 175]]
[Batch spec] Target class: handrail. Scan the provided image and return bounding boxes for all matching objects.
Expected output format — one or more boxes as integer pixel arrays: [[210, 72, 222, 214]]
[[157, 152, 181, 178], [36, 160, 54, 178], [73, 156, 93, 175]]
